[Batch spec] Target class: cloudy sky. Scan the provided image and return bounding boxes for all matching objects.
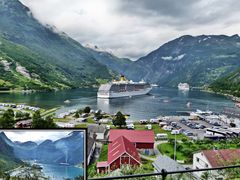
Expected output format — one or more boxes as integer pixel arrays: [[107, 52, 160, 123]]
[[20, 0, 240, 60], [3, 130, 83, 143]]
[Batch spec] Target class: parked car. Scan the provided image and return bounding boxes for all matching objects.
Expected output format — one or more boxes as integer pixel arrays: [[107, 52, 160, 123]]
[[171, 122, 177, 127], [150, 118, 159, 124], [159, 122, 168, 127], [171, 130, 180, 135], [127, 123, 135, 129], [145, 124, 152, 130], [81, 113, 88, 118], [156, 133, 168, 140], [140, 119, 148, 124], [163, 125, 173, 131]]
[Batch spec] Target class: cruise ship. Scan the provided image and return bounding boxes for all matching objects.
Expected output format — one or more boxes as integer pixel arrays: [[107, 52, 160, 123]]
[[97, 75, 152, 98], [178, 83, 190, 91]]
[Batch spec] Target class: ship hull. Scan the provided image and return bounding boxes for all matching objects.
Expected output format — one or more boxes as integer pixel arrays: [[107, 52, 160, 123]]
[[98, 87, 152, 99]]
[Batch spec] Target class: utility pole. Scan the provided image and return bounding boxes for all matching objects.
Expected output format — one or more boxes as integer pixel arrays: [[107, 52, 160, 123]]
[[174, 133, 177, 161]]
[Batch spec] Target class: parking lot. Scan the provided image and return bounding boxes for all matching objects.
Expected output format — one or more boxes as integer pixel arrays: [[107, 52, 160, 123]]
[[161, 116, 215, 139]]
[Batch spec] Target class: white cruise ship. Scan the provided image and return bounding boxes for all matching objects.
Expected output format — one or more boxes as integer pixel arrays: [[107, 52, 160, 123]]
[[97, 75, 152, 98], [178, 83, 190, 91]]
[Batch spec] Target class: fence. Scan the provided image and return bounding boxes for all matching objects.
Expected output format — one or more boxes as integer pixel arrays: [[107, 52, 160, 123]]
[[89, 165, 240, 180]]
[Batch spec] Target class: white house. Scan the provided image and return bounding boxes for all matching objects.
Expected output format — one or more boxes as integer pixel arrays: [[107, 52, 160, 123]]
[[193, 149, 240, 178]]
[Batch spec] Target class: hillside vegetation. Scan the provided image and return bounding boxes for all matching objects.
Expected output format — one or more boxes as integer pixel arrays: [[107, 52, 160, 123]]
[[211, 68, 240, 97]]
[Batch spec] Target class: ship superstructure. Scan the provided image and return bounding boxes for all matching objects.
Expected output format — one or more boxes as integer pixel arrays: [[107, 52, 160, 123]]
[[97, 75, 152, 98]]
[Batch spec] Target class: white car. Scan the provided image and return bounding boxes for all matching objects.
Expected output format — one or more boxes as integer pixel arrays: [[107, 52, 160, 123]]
[[127, 123, 135, 129], [159, 122, 168, 127], [171, 130, 180, 135], [145, 124, 152, 130], [140, 119, 148, 124], [162, 125, 173, 131], [150, 118, 159, 124], [156, 133, 168, 140]]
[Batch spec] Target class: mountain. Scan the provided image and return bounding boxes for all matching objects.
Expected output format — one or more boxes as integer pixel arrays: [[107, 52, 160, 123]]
[[210, 68, 240, 97], [0, 132, 23, 173], [6, 131, 85, 165], [85, 45, 132, 75], [125, 35, 240, 87], [0, 0, 118, 90]]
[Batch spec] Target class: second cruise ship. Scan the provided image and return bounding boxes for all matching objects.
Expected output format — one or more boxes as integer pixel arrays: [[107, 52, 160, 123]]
[[97, 75, 152, 98]]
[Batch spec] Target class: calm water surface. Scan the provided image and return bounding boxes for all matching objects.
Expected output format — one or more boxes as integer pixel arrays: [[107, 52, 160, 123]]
[[0, 87, 236, 120], [39, 163, 83, 180]]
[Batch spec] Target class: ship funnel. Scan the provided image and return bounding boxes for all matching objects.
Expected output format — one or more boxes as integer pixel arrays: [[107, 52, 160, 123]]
[[120, 75, 126, 81]]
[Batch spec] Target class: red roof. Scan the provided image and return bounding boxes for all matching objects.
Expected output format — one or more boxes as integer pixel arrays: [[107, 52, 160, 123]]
[[97, 161, 108, 168], [109, 129, 154, 144], [202, 149, 240, 167], [108, 135, 141, 165]]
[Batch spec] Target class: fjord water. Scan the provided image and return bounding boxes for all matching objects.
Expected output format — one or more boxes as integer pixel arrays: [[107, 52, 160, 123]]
[[39, 163, 83, 180], [0, 87, 235, 120]]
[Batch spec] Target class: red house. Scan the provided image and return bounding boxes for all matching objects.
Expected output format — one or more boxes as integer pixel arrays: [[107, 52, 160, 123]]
[[109, 129, 154, 149], [97, 136, 141, 173]]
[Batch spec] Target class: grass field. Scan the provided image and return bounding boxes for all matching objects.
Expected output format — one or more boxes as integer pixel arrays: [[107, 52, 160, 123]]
[[98, 144, 108, 162], [158, 138, 240, 164], [135, 124, 187, 140]]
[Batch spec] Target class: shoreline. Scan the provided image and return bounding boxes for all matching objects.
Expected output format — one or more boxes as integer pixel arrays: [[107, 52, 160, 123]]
[[200, 88, 240, 103], [0, 85, 100, 94]]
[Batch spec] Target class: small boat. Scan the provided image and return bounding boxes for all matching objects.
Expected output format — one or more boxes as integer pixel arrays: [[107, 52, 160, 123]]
[[64, 100, 71, 104], [151, 84, 158, 87], [186, 102, 191, 107], [178, 83, 190, 91], [163, 99, 169, 103], [60, 162, 70, 166]]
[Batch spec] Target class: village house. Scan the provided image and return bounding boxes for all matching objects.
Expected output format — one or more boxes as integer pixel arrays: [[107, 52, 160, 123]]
[[96, 129, 155, 173], [109, 129, 155, 149], [97, 136, 141, 173], [193, 149, 240, 177], [153, 155, 185, 173]]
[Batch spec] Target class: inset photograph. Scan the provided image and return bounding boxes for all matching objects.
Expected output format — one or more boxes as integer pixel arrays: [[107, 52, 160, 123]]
[[0, 129, 86, 180]]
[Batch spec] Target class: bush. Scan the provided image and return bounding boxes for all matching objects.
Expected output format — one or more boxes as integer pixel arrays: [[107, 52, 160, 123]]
[[83, 106, 91, 113]]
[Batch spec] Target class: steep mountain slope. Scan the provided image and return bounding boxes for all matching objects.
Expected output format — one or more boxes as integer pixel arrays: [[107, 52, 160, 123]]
[[0, 132, 23, 173], [0, 36, 78, 90], [86, 46, 132, 75], [11, 131, 84, 165], [0, 0, 115, 90], [125, 35, 240, 87], [211, 68, 240, 97]]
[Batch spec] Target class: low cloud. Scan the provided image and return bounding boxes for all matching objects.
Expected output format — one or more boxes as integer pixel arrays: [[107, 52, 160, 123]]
[[4, 130, 75, 143], [20, 0, 240, 60]]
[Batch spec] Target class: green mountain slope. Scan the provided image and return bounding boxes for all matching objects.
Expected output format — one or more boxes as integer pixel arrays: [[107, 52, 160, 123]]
[[0, 0, 115, 90], [125, 35, 240, 87], [0, 36, 75, 90], [85, 46, 132, 75], [0, 132, 23, 174], [210, 68, 240, 97]]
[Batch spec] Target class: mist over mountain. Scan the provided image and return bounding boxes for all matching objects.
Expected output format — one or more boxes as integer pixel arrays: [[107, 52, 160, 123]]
[[125, 35, 240, 87], [0, 0, 126, 90], [0, 132, 23, 172], [0, 131, 84, 165], [0, 0, 239, 91]]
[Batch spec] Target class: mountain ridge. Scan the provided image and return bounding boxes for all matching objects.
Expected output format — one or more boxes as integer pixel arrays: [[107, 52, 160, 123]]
[[0, 131, 84, 165], [0, 0, 126, 90], [125, 34, 240, 87]]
